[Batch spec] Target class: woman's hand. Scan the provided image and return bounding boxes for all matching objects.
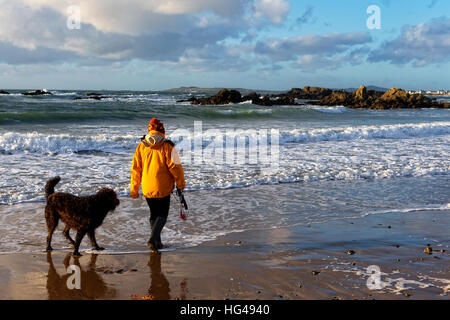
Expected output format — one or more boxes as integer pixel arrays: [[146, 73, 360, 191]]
[[131, 192, 139, 199]]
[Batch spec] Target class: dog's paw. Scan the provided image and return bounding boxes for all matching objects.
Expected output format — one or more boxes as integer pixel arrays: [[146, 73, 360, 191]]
[[72, 252, 82, 257], [46, 247, 53, 252]]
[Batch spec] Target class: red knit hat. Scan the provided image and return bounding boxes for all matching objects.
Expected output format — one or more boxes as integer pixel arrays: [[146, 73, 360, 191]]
[[148, 118, 165, 134]]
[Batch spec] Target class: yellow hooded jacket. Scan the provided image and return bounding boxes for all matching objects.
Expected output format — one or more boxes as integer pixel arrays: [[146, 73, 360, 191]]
[[131, 131, 185, 199]]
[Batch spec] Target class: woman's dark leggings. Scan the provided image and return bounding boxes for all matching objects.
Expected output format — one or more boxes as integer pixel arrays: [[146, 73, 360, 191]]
[[146, 195, 170, 249], [146, 195, 171, 221]]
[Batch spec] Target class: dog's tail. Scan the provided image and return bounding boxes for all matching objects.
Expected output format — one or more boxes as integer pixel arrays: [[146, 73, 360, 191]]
[[45, 176, 61, 200]]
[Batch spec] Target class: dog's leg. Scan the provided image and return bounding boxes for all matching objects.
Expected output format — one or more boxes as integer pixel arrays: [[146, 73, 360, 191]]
[[45, 206, 59, 252], [63, 253, 72, 267], [73, 230, 87, 256], [62, 226, 75, 247], [88, 230, 104, 251]]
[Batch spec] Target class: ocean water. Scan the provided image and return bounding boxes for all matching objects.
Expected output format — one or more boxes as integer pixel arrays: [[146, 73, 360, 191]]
[[0, 89, 449, 253]]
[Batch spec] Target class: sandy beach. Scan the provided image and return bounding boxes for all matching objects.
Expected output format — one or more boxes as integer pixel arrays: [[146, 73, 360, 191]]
[[0, 188, 448, 300]]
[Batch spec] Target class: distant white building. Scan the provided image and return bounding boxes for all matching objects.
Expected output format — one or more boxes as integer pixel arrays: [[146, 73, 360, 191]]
[[407, 89, 448, 95]]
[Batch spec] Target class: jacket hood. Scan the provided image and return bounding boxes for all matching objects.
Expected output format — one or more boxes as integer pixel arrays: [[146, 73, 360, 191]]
[[141, 131, 166, 148]]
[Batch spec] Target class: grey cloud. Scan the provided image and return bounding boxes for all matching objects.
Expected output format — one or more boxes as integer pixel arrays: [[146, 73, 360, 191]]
[[0, 1, 250, 67], [255, 32, 372, 61], [295, 55, 345, 72], [160, 42, 255, 73], [0, 42, 80, 64], [368, 17, 450, 66], [0, 1, 383, 74], [347, 46, 371, 66], [253, 32, 372, 72], [129, 17, 246, 62]]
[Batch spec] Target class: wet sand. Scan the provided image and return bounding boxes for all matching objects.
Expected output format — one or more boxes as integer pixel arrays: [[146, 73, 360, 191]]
[[0, 207, 448, 300]]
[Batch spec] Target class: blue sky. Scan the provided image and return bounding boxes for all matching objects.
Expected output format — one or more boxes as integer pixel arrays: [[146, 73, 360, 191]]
[[0, 0, 448, 90]]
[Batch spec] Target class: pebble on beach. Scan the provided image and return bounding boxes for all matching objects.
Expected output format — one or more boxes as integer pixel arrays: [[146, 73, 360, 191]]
[[347, 249, 356, 255], [424, 247, 433, 255], [311, 271, 320, 275]]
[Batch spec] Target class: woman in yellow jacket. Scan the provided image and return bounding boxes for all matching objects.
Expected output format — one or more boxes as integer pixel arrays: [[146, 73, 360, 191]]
[[131, 118, 185, 251]]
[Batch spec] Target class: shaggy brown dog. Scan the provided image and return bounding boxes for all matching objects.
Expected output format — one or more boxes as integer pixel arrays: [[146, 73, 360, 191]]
[[45, 176, 120, 256]]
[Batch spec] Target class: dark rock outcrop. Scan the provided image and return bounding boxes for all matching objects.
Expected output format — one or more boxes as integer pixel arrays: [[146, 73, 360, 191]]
[[274, 86, 332, 101], [242, 92, 296, 106], [73, 92, 107, 100], [23, 89, 52, 96], [191, 89, 242, 105], [311, 85, 448, 109], [176, 97, 198, 103], [373, 88, 443, 109], [300, 86, 332, 99], [180, 85, 449, 109], [86, 92, 102, 97], [241, 91, 260, 103], [312, 86, 382, 108], [180, 87, 333, 106], [0, 90, 10, 94], [355, 85, 368, 100], [310, 90, 352, 106]]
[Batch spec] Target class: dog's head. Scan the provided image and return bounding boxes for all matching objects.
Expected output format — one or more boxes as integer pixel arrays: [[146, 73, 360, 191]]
[[97, 188, 120, 211]]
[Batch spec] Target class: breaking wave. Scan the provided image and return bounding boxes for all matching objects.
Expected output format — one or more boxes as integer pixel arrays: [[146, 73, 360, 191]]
[[1, 122, 449, 155]]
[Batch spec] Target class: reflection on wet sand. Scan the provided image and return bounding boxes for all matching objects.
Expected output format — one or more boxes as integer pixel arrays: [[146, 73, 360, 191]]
[[147, 252, 170, 300], [46, 252, 116, 300]]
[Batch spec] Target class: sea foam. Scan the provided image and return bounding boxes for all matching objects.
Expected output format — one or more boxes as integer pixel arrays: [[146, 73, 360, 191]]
[[1, 122, 448, 155]]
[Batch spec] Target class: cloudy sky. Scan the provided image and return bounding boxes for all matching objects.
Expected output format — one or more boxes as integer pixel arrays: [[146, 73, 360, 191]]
[[0, 0, 449, 90]]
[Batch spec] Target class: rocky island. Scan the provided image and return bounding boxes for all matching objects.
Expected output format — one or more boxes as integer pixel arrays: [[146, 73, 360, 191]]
[[73, 92, 109, 100], [179, 86, 449, 109], [22, 89, 53, 96]]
